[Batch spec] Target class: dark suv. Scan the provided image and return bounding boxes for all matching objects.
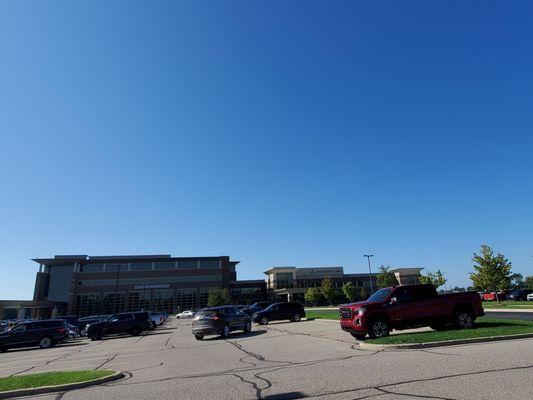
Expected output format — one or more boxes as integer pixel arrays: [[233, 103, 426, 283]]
[[242, 301, 272, 316], [0, 320, 69, 352], [192, 306, 251, 340], [507, 289, 532, 301], [251, 302, 306, 325], [86, 312, 151, 340]]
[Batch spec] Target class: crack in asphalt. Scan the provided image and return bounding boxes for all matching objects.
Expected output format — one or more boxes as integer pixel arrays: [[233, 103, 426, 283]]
[[376, 387, 458, 400], [94, 353, 118, 370]]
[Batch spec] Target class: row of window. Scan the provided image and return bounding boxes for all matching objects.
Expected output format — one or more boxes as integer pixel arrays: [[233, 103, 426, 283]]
[[78, 275, 223, 287], [80, 260, 221, 272], [76, 287, 216, 316]]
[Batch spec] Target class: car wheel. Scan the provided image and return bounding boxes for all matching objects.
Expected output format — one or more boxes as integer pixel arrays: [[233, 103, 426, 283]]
[[292, 313, 301, 322], [260, 317, 269, 325], [39, 336, 54, 349], [89, 330, 103, 341], [243, 321, 252, 333], [0, 346, 7, 353], [454, 311, 474, 329], [194, 334, 204, 341], [350, 333, 366, 341], [220, 325, 230, 338], [131, 326, 142, 336], [149, 322, 156, 331], [368, 319, 390, 339]]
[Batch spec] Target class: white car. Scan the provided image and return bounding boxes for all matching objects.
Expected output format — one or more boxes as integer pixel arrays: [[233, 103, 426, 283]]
[[177, 310, 195, 319], [527, 293, 533, 301]]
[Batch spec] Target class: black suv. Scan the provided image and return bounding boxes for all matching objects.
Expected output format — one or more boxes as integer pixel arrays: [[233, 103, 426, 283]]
[[0, 320, 69, 352], [251, 302, 306, 325], [192, 306, 251, 340], [507, 289, 532, 301], [86, 312, 150, 340], [242, 301, 272, 316]]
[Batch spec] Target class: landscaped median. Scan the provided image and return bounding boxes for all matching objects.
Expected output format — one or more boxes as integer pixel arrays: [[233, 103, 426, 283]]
[[305, 310, 533, 348], [0, 370, 123, 399]]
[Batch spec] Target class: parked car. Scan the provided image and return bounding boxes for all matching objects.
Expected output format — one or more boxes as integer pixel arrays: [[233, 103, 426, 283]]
[[507, 289, 533, 301], [86, 312, 151, 340], [177, 310, 195, 319], [527, 293, 533, 301], [251, 302, 305, 325], [192, 306, 251, 340], [76, 315, 110, 336], [339, 284, 484, 340], [241, 301, 272, 316], [149, 312, 165, 330], [481, 291, 507, 301], [0, 320, 70, 352]]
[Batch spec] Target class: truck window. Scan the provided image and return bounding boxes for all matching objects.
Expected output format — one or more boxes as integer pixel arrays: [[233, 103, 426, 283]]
[[394, 287, 414, 302], [412, 285, 436, 300]]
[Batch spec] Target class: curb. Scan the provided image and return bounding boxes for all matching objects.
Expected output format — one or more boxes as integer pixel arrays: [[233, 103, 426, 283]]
[[358, 332, 533, 350], [0, 370, 124, 399]]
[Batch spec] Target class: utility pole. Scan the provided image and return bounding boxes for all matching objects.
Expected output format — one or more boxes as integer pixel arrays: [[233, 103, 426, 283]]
[[363, 255, 374, 295]]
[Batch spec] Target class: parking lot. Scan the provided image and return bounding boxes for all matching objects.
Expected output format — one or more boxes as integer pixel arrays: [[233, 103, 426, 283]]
[[1, 318, 532, 399]]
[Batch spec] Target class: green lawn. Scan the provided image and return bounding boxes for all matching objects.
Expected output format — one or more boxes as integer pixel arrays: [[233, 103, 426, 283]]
[[481, 301, 533, 309], [0, 370, 114, 392], [306, 310, 340, 320], [366, 317, 533, 345]]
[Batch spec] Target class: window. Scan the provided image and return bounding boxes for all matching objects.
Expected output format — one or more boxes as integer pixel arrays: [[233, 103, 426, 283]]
[[47, 265, 73, 302], [394, 287, 414, 303], [154, 261, 175, 270], [130, 262, 152, 271], [153, 289, 175, 313], [82, 263, 104, 272], [177, 260, 198, 269], [199, 260, 219, 269], [116, 314, 132, 321]]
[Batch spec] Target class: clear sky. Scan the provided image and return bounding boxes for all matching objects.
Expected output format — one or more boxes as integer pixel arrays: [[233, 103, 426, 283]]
[[1, 1, 532, 299]]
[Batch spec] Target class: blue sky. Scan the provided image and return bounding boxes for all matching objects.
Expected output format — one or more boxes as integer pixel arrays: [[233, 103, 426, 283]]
[[1, 1, 532, 299]]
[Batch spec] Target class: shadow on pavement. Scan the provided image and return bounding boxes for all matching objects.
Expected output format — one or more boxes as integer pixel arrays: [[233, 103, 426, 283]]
[[262, 392, 305, 399]]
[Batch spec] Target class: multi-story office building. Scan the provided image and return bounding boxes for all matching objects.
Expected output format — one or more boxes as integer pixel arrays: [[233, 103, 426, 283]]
[[264, 266, 378, 302], [30, 254, 266, 317]]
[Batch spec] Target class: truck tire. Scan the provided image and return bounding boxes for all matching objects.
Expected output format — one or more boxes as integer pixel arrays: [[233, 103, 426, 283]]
[[350, 333, 366, 341], [368, 318, 390, 339], [454, 311, 474, 329]]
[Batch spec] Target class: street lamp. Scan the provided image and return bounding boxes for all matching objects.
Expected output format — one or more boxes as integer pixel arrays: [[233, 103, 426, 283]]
[[363, 255, 374, 295]]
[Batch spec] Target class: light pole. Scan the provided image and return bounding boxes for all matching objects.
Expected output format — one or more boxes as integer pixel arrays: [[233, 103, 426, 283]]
[[363, 255, 374, 295]]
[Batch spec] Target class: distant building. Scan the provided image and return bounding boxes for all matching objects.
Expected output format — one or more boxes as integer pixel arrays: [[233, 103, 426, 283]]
[[25, 254, 266, 318], [264, 266, 378, 302], [391, 267, 423, 285]]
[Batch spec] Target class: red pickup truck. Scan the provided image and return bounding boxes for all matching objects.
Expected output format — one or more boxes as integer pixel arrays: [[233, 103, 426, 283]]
[[339, 284, 484, 340]]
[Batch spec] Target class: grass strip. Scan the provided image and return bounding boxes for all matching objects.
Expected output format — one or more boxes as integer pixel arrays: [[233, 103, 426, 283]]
[[481, 301, 533, 309], [366, 317, 533, 344], [0, 370, 114, 392]]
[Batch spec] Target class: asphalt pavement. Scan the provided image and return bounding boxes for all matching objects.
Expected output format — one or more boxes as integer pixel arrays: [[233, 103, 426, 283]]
[[484, 310, 533, 321], [0, 318, 532, 399]]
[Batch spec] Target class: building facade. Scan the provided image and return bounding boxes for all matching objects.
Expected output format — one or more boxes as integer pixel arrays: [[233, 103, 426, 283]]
[[264, 266, 378, 302], [31, 254, 265, 317]]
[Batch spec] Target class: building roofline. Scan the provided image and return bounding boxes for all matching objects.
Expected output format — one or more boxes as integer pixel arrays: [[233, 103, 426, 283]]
[[32, 255, 238, 266]]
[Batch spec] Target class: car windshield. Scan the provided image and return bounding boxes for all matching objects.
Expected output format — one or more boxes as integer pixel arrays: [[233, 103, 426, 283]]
[[366, 288, 392, 302]]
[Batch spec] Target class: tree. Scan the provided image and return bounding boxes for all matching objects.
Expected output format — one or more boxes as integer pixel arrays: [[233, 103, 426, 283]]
[[304, 287, 323, 305], [320, 277, 336, 305], [525, 276, 533, 290], [376, 265, 398, 288], [342, 282, 358, 302], [470, 244, 513, 303], [359, 286, 368, 300], [207, 288, 231, 307], [419, 270, 447, 289]]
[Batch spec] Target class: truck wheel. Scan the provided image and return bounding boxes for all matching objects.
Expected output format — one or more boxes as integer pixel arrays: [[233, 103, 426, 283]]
[[454, 311, 474, 329], [350, 333, 366, 341], [131, 326, 142, 336], [368, 319, 390, 339]]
